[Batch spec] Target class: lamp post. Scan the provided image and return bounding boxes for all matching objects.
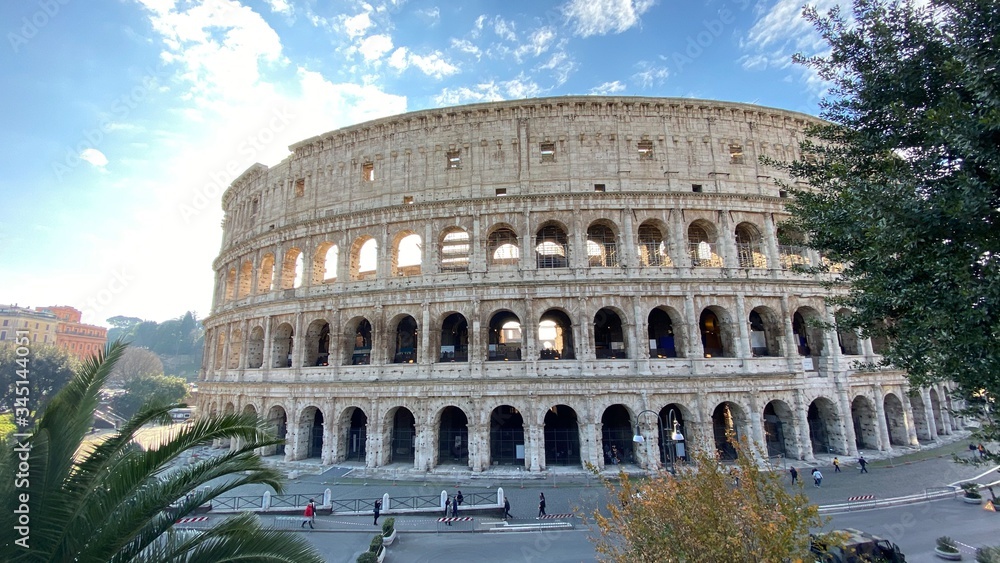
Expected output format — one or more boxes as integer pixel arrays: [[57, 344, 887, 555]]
[[633, 409, 685, 473]]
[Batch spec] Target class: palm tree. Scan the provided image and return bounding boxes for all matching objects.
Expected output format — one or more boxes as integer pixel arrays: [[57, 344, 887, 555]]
[[1, 340, 323, 562]]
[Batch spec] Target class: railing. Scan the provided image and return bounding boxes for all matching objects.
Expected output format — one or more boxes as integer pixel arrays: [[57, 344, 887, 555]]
[[269, 493, 320, 510], [387, 495, 440, 510], [210, 489, 502, 514], [778, 245, 810, 269], [688, 242, 723, 267], [736, 243, 767, 268], [213, 495, 264, 511]]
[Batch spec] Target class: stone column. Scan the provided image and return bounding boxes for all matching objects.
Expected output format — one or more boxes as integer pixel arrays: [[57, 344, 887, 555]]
[[734, 294, 750, 360], [470, 298, 482, 365], [719, 210, 738, 270], [576, 296, 591, 361], [835, 380, 860, 456], [524, 297, 537, 362], [583, 422, 601, 469], [261, 316, 272, 373], [414, 419, 431, 471], [631, 296, 647, 361], [921, 389, 939, 441], [424, 222, 435, 274], [873, 385, 892, 452], [779, 296, 801, 373], [322, 412, 336, 464], [763, 213, 781, 272], [899, 392, 920, 446], [621, 205, 636, 269], [526, 423, 543, 472], [794, 388, 814, 461], [468, 422, 486, 472], [683, 292, 700, 359], [292, 312, 305, 372], [670, 209, 689, 268], [420, 302, 431, 365], [238, 318, 250, 371]]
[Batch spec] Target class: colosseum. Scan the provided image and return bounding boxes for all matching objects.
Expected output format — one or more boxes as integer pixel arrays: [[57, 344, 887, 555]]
[[199, 96, 957, 474]]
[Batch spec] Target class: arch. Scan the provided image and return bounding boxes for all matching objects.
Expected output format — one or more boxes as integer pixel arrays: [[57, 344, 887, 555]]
[[439, 313, 468, 362], [247, 326, 264, 369], [687, 220, 722, 267], [280, 248, 303, 290], [303, 319, 331, 366], [391, 315, 418, 363], [271, 322, 293, 368], [637, 221, 671, 267], [299, 406, 324, 459], [909, 392, 932, 441], [734, 222, 767, 268], [265, 405, 287, 457], [763, 400, 797, 459], [489, 405, 525, 467], [600, 404, 635, 466], [213, 330, 225, 370], [538, 309, 574, 360], [700, 307, 734, 358], [544, 404, 581, 466], [224, 268, 236, 301], [808, 397, 844, 455], [883, 393, 908, 446], [712, 402, 746, 460], [257, 253, 274, 294], [440, 228, 470, 272], [228, 328, 243, 370], [350, 236, 378, 280], [594, 308, 627, 359], [835, 309, 861, 355], [657, 404, 689, 465], [345, 318, 372, 365], [929, 389, 944, 435], [793, 308, 825, 358], [385, 406, 416, 464], [392, 231, 422, 277], [648, 306, 683, 358], [437, 406, 469, 466], [487, 226, 519, 267], [777, 227, 809, 269], [851, 395, 879, 450], [749, 306, 782, 357], [586, 222, 619, 267], [242, 403, 258, 416], [341, 407, 367, 462], [237, 260, 253, 299], [535, 223, 569, 268], [488, 311, 522, 361], [312, 242, 338, 284]]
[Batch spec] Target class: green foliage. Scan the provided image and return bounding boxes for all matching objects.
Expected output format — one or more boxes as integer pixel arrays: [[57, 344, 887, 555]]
[[369, 533, 384, 554], [0, 413, 14, 442], [0, 340, 323, 562], [977, 545, 1000, 563], [382, 517, 395, 537], [782, 0, 1000, 448], [356, 552, 378, 563], [588, 436, 824, 562], [0, 343, 77, 412], [110, 373, 188, 419], [960, 482, 982, 498], [938, 536, 959, 553], [105, 312, 204, 379]]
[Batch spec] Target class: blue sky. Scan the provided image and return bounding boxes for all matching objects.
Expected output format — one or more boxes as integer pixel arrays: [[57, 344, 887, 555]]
[[0, 0, 838, 326]]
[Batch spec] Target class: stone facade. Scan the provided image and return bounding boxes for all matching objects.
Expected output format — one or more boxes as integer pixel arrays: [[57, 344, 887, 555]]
[[199, 96, 955, 473], [36, 305, 107, 360]]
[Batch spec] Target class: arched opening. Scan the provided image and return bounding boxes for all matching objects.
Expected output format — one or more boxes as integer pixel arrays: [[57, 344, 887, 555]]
[[346, 319, 372, 365], [304, 320, 331, 366], [712, 402, 744, 460], [657, 405, 687, 465], [351, 237, 378, 280], [594, 308, 627, 359], [300, 407, 323, 459], [648, 307, 680, 358], [851, 396, 879, 450], [265, 406, 287, 457], [228, 329, 242, 369], [544, 405, 581, 466], [392, 315, 418, 363], [387, 407, 416, 464], [224, 268, 236, 301], [535, 224, 569, 268], [438, 406, 469, 466], [700, 308, 727, 358], [637, 222, 670, 267], [735, 222, 767, 268], [440, 228, 470, 272], [929, 389, 944, 435], [777, 227, 809, 269], [392, 232, 422, 276], [688, 221, 722, 267], [749, 307, 782, 357], [312, 242, 338, 284], [247, 326, 264, 369], [257, 253, 274, 294], [343, 407, 367, 462], [836, 309, 861, 355], [909, 392, 932, 441], [763, 400, 796, 459], [808, 397, 844, 455], [793, 309, 824, 358], [487, 226, 519, 267], [439, 313, 468, 362], [538, 309, 574, 360], [488, 311, 522, 361], [237, 261, 253, 298], [586, 223, 618, 267], [883, 393, 908, 446], [489, 405, 525, 467], [280, 248, 303, 289], [271, 323, 293, 368], [600, 405, 634, 466]]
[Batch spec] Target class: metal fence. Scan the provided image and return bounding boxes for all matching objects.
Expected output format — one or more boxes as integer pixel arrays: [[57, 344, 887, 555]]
[[211, 489, 500, 514]]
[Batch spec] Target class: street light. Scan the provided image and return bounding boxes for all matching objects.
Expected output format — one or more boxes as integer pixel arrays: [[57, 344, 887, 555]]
[[633, 409, 685, 473]]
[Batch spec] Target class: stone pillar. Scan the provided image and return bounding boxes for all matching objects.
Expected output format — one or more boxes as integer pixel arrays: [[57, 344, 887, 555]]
[[899, 392, 920, 446], [424, 222, 435, 274], [262, 316, 273, 373], [746, 393, 768, 460], [576, 296, 591, 361], [683, 292, 700, 359], [582, 422, 601, 469], [414, 420, 431, 471], [719, 210, 738, 270], [779, 296, 800, 372], [794, 388, 814, 461], [835, 380, 860, 456], [238, 318, 250, 371], [631, 296, 647, 361], [468, 422, 486, 472], [763, 213, 781, 272], [734, 294, 750, 360], [873, 385, 892, 452], [292, 312, 305, 372], [420, 302, 431, 365], [470, 298, 482, 364], [921, 389, 939, 440], [621, 205, 636, 269], [524, 297, 537, 362], [670, 209, 689, 268], [322, 412, 335, 464], [526, 423, 543, 472]]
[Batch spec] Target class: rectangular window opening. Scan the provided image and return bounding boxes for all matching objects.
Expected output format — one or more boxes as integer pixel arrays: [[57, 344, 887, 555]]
[[362, 162, 375, 182], [447, 150, 461, 169], [729, 144, 745, 165], [638, 140, 654, 161], [495, 188, 507, 196], [692, 184, 703, 193], [540, 142, 555, 163], [779, 190, 788, 198], [294, 178, 305, 197], [594, 183, 606, 192], [403, 196, 414, 204]]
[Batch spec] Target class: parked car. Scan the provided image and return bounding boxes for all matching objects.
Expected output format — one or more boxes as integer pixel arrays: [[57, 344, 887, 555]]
[[810, 528, 906, 562]]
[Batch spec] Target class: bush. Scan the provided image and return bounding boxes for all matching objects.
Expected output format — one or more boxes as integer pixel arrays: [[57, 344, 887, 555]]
[[382, 517, 395, 537], [961, 482, 983, 499], [356, 552, 377, 563], [977, 546, 1000, 563], [369, 533, 384, 554], [937, 536, 959, 553]]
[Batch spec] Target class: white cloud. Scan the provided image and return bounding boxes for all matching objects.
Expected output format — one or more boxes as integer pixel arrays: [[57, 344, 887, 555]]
[[80, 148, 109, 168], [451, 38, 481, 58], [434, 76, 543, 106], [416, 7, 440, 24], [563, 0, 656, 38], [590, 81, 626, 95], [493, 17, 517, 42], [388, 47, 459, 79], [358, 34, 394, 61], [264, 0, 291, 14], [343, 9, 373, 38], [631, 63, 669, 88], [536, 48, 576, 87], [514, 26, 556, 61]]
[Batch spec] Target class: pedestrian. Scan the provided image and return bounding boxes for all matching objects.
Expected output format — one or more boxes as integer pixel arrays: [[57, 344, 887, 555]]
[[301, 498, 315, 529], [452, 493, 460, 517], [789, 466, 798, 484], [444, 496, 453, 525], [503, 496, 512, 520], [373, 499, 382, 526], [812, 468, 823, 487], [979, 444, 987, 459], [833, 457, 841, 473], [858, 454, 868, 473], [538, 492, 546, 517], [456, 490, 464, 511]]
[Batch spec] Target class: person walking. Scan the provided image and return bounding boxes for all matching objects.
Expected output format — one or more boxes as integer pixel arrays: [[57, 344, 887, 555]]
[[789, 466, 798, 484], [373, 499, 382, 526], [444, 496, 453, 525], [538, 492, 546, 517], [833, 457, 841, 473], [452, 493, 460, 517], [503, 496, 512, 520], [858, 454, 869, 474], [301, 498, 316, 529], [812, 468, 823, 488]]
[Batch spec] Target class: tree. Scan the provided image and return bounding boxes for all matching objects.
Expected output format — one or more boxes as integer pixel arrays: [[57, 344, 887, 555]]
[[0, 340, 323, 562], [0, 343, 77, 412], [588, 438, 823, 562], [781, 0, 1000, 446], [106, 315, 142, 343], [107, 346, 164, 388], [111, 373, 188, 419]]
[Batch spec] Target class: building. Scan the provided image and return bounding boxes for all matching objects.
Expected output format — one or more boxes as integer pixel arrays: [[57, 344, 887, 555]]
[[0, 305, 58, 346], [198, 96, 956, 473], [36, 306, 108, 360]]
